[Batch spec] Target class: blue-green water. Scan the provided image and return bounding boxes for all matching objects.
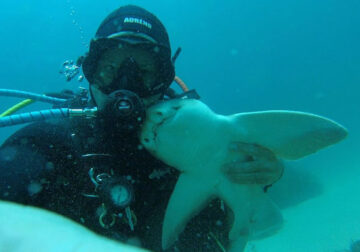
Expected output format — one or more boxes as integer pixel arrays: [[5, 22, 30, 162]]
[[0, 1, 359, 251]]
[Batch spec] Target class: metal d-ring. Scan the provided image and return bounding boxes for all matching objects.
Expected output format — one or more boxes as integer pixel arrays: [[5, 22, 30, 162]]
[[99, 204, 116, 229]]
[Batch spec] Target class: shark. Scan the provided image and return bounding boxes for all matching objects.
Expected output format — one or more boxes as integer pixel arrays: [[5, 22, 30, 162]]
[[140, 98, 347, 251]]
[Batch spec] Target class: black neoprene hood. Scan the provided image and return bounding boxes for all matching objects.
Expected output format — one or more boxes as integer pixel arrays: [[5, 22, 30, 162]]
[[95, 5, 171, 49]]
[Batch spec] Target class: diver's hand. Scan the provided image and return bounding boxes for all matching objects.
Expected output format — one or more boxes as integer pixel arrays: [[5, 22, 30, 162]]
[[223, 142, 284, 185]]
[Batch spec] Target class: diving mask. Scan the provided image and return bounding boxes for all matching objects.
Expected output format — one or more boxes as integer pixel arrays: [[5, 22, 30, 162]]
[[83, 38, 175, 98]]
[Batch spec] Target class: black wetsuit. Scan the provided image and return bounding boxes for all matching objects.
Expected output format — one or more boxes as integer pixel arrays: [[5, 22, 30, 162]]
[[0, 116, 230, 251]]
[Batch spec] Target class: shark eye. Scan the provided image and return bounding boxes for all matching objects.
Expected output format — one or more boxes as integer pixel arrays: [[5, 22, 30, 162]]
[[245, 155, 255, 162], [172, 106, 181, 111]]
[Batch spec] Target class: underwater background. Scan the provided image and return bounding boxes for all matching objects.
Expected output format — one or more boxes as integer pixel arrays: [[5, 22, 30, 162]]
[[0, 0, 359, 251]]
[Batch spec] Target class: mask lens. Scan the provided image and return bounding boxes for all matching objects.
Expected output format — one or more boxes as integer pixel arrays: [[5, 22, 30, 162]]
[[93, 42, 163, 96]]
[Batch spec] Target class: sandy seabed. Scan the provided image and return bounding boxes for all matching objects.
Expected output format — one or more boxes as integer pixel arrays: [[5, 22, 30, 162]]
[[245, 172, 360, 252]]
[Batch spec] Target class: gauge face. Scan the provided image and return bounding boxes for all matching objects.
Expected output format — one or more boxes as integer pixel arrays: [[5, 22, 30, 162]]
[[110, 184, 131, 207]]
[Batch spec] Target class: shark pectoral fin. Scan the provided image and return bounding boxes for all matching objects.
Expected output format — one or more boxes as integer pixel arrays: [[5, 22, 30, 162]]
[[162, 173, 214, 250], [248, 193, 283, 239], [227, 235, 248, 252], [218, 184, 281, 250], [230, 110, 348, 160], [217, 181, 252, 249]]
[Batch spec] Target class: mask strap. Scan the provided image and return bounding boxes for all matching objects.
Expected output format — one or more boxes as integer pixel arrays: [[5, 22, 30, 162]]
[[171, 47, 182, 64]]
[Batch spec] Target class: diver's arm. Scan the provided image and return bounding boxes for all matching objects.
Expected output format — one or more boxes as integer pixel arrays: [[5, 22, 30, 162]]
[[222, 142, 284, 186], [0, 200, 148, 252]]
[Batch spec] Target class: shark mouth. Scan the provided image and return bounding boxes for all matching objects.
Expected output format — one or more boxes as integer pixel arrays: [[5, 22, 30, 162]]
[[141, 103, 183, 152], [150, 105, 182, 143], [151, 113, 176, 143]]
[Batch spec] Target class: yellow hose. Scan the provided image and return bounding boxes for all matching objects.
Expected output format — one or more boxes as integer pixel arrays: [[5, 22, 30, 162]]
[[0, 77, 190, 118], [0, 99, 35, 117]]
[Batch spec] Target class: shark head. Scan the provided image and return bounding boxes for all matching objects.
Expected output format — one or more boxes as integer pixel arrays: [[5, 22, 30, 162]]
[[140, 99, 229, 171]]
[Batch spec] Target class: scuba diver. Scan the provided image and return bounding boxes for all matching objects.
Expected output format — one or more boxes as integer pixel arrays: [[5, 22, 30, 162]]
[[0, 5, 283, 251]]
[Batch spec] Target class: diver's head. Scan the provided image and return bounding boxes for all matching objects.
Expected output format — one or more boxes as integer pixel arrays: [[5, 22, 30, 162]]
[[82, 5, 175, 109]]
